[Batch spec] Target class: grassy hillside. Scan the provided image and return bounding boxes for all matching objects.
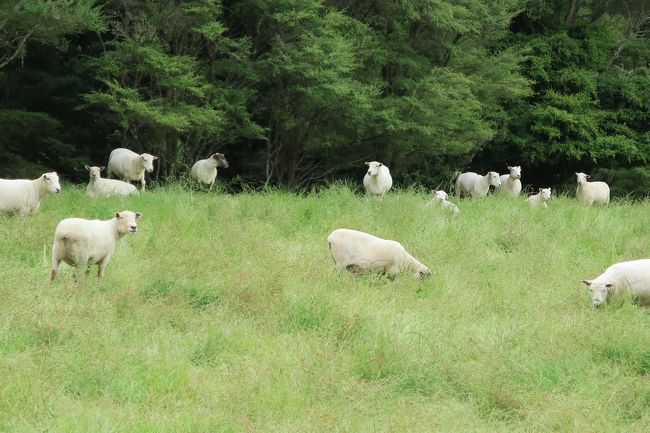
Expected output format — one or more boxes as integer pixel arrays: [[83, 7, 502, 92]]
[[1, 184, 649, 432]]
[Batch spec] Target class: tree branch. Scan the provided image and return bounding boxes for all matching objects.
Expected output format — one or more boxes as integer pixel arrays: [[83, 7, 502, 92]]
[[0, 31, 33, 70]]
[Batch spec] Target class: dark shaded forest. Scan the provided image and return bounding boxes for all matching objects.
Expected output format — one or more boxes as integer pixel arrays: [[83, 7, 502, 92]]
[[1, 0, 649, 195]]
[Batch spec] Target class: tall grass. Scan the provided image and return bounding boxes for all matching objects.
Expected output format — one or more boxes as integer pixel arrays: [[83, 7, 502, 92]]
[[1, 184, 649, 432]]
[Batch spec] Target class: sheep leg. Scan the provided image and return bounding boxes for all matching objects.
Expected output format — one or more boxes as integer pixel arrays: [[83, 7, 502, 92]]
[[50, 259, 60, 282], [97, 257, 111, 279], [140, 175, 146, 192], [208, 181, 214, 191], [346, 264, 363, 274]]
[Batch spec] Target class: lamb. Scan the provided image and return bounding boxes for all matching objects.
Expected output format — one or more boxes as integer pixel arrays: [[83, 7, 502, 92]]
[[363, 161, 393, 195], [190, 153, 229, 191], [327, 228, 431, 279], [427, 190, 460, 214], [0, 172, 61, 215], [527, 188, 552, 208], [50, 210, 142, 281], [107, 148, 158, 191], [85, 166, 137, 197], [499, 166, 522, 197], [455, 171, 501, 198], [575, 172, 610, 206], [581, 259, 650, 308]]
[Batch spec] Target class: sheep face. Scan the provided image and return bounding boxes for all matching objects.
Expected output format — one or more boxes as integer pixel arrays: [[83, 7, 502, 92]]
[[414, 264, 432, 279], [86, 166, 105, 181], [43, 172, 61, 193], [114, 210, 142, 235], [141, 154, 158, 173], [582, 279, 613, 308], [540, 188, 552, 201], [211, 153, 229, 168], [365, 161, 383, 177], [507, 166, 522, 179], [431, 190, 448, 202], [487, 171, 501, 187], [575, 172, 590, 185]]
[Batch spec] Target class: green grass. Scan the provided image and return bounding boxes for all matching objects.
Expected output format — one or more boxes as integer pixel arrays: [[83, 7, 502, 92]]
[[1, 183, 650, 432]]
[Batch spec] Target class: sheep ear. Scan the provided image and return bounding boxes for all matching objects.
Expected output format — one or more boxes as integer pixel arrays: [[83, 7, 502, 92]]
[[586, 174, 590, 178], [538, 188, 543, 192], [365, 162, 370, 166], [115, 212, 121, 219], [605, 283, 614, 288], [581, 280, 592, 286], [135, 212, 142, 219], [43, 174, 49, 180], [153, 156, 158, 160], [84, 165, 90, 171], [100, 166, 106, 171]]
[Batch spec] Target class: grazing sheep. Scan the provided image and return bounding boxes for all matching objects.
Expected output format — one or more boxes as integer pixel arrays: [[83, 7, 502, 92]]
[[427, 190, 460, 215], [327, 228, 431, 279], [499, 166, 522, 197], [582, 259, 650, 308], [85, 166, 137, 197], [107, 148, 157, 191], [455, 171, 501, 198], [190, 153, 229, 191], [575, 172, 610, 206], [50, 210, 142, 281], [527, 188, 552, 208], [0, 172, 61, 215], [363, 161, 393, 195]]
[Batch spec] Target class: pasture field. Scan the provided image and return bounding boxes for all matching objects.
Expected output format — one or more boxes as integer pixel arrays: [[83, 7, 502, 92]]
[[1, 184, 650, 433]]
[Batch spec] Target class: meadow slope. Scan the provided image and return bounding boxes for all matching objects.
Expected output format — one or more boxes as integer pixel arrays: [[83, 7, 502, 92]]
[[1, 184, 650, 432]]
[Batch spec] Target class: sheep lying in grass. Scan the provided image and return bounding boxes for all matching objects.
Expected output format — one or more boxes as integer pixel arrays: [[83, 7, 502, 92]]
[[190, 153, 229, 191], [499, 166, 522, 197], [527, 188, 552, 208], [363, 161, 392, 195], [327, 228, 431, 279], [0, 172, 61, 215], [575, 172, 609, 206], [51, 210, 142, 281], [582, 259, 650, 308], [455, 171, 501, 198], [427, 190, 460, 214], [85, 166, 137, 197]]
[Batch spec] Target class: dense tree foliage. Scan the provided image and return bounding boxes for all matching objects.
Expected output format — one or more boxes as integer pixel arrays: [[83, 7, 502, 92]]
[[0, 0, 649, 193]]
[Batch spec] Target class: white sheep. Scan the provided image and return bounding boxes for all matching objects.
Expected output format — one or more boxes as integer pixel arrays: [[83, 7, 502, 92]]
[[50, 210, 142, 281], [327, 228, 431, 279], [455, 171, 501, 198], [190, 153, 229, 191], [85, 166, 137, 197], [0, 172, 61, 215], [527, 188, 552, 208], [582, 259, 650, 307], [499, 166, 522, 197], [427, 190, 460, 214], [107, 148, 158, 191], [363, 161, 393, 195], [575, 172, 610, 206]]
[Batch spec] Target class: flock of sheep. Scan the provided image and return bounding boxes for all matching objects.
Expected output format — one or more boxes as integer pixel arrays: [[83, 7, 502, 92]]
[[0, 150, 646, 308]]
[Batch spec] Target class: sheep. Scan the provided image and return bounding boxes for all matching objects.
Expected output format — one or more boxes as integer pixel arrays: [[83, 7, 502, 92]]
[[363, 161, 393, 195], [499, 166, 522, 197], [575, 172, 610, 206], [0, 172, 61, 215], [327, 228, 431, 279], [427, 190, 460, 214], [85, 166, 137, 197], [107, 148, 158, 191], [455, 171, 501, 198], [527, 188, 552, 208], [50, 210, 142, 281], [190, 153, 229, 191], [581, 259, 650, 308]]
